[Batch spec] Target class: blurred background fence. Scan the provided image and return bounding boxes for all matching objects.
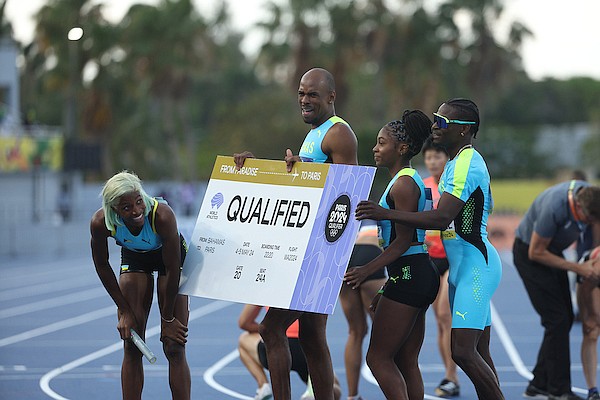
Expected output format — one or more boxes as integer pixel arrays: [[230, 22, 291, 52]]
[[0, 171, 206, 258]]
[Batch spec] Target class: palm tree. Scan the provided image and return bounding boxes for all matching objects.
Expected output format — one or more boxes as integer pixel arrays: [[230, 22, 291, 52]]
[[0, 0, 13, 39], [437, 0, 531, 109], [17, 0, 81, 129], [255, 0, 332, 89], [114, 0, 213, 179]]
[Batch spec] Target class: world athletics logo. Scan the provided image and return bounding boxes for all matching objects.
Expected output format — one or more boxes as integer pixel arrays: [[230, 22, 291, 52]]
[[211, 193, 224, 209]]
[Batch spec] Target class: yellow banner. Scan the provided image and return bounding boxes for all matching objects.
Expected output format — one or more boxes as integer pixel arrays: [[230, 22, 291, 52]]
[[210, 156, 329, 188]]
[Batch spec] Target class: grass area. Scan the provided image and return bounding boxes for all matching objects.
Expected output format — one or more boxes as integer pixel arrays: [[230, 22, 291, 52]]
[[491, 179, 554, 214]]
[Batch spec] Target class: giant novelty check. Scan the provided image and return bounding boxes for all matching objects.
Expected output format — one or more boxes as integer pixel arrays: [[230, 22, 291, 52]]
[[179, 156, 376, 314]]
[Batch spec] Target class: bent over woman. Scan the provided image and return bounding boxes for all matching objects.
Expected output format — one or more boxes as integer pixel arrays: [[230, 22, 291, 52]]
[[90, 171, 191, 400]]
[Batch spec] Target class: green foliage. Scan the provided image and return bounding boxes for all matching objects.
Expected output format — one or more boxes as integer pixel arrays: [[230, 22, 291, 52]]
[[476, 124, 551, 178], [581, 124, 600, 174], [488, 77, 600, 125], [490, 179, 554, 214], [0, 0, 13, 39]]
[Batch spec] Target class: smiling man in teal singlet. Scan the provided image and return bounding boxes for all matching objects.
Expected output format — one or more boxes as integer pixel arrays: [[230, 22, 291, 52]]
[[234, 68, 358, 400]]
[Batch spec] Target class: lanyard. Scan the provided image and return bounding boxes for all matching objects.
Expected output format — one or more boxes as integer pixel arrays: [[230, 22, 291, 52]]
[[567, 180, 585, 225]]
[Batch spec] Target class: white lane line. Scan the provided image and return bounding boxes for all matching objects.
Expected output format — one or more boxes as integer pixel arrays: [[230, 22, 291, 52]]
[[204, 349, 253, 400], [361, 362, 375, 385], [205, 348, 446, 400], [354, 299, 538, 399], [39, 300, 232, 400], [200, 296, 582, 399], [490, 301, 533, 380], [424, 389, 447, 398], [0, 258, 89, 289], [0, 288, 106, 319], [0, 306, 116, 347], [360, 362, 446, 400], [491, 301, 587, 396], [40, 342, 123, 400], [0, 276, 98, 301]]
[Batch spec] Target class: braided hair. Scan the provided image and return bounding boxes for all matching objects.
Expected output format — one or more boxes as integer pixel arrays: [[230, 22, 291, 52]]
[[445, 98, 480, 137], [386, 109, 432, 159]]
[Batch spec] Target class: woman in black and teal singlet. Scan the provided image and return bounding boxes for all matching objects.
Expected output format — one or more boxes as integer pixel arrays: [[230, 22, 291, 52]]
[[345, 110, 439, 400], [90, 171, 191, 400]]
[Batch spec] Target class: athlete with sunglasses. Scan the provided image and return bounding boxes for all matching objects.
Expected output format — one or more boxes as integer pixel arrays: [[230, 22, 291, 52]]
[[355, 98, 505, 399]]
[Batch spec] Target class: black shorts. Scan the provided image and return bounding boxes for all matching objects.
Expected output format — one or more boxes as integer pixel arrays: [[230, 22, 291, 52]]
[[383, 253, 440, 308], [258, 337, 308, 383], [348, 244, 386, 281], [431, 257, 449, 276], [120, 234, 187, 276]]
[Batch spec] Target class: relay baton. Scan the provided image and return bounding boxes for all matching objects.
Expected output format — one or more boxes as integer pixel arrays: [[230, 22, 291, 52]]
[[130, 329, 157, 363]]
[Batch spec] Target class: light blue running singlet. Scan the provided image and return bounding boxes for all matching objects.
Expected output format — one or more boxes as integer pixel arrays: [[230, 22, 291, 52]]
[[298, 116, 349, 163]]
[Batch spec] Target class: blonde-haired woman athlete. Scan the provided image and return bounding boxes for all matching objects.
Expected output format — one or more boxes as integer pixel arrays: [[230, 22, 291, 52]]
[[90, 171, 191, 399]]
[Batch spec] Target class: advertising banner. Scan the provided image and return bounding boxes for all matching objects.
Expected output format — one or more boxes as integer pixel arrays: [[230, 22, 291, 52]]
[[180, 156, 376, 314]]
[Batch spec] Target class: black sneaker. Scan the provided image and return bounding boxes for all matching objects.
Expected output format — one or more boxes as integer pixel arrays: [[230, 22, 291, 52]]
[[435, 379, 460, 397], [524, 383, 549, 399]]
